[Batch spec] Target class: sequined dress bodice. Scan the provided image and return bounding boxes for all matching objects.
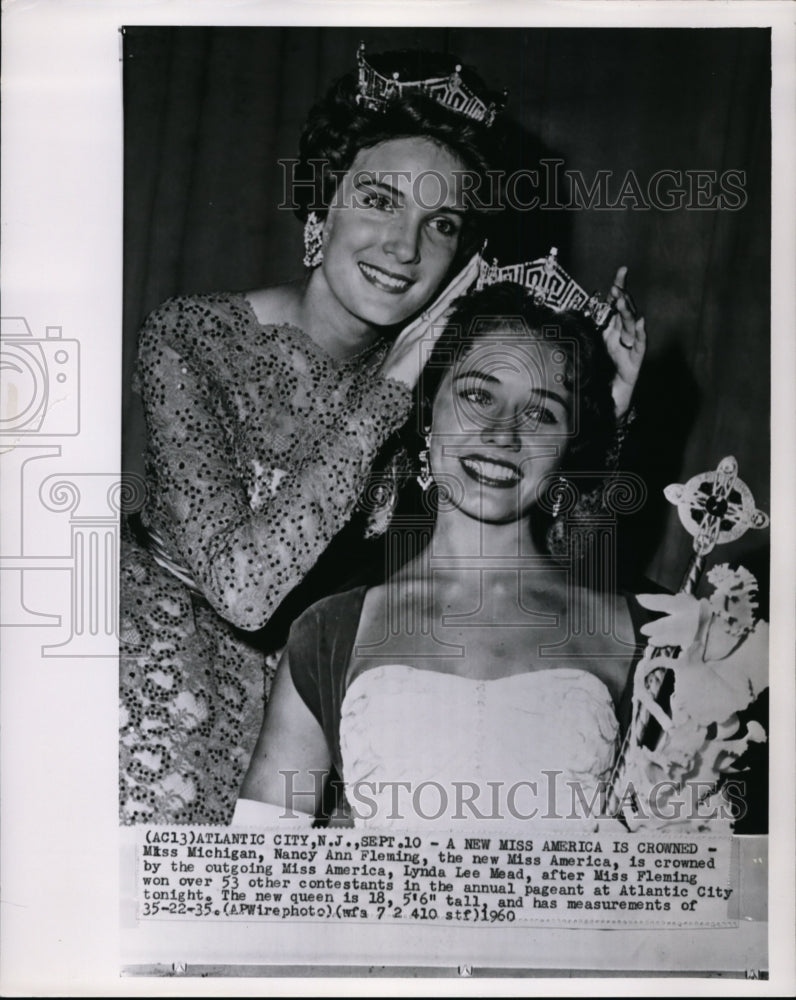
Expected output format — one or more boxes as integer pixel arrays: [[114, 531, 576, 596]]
[[135, 293, 411, 629], [121, 294, 412, 824]]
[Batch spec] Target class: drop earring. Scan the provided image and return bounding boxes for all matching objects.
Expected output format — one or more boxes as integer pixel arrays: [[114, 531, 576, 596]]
[[417, 428, 433, 491], [302, 211, 324, 268], [546, 476, 570, 559], [552, 475, 568, 518]]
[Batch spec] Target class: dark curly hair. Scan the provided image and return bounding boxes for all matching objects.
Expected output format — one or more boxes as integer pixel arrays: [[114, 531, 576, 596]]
[[418, 283, 617, 477], [293, 50, 506, 261]]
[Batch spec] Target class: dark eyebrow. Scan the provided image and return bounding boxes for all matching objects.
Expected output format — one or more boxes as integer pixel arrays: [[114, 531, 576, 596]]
[[528, 388, 571, 412], [435, 205, 468, 219], [355, 175, 403, 202], [356, 174, 467, 216], [454, 371, 571, 411], [455, 371, 500, 385]]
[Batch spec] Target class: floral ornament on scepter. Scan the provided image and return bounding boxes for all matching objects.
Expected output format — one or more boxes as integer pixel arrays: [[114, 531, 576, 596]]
[[605, 456, 769, 830]]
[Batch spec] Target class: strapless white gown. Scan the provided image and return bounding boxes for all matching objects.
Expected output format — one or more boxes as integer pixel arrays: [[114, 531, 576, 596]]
[[339, 664, 619, 829]]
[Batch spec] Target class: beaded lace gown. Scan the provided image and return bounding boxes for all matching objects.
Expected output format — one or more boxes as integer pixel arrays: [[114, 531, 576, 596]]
[[119, 294, 411, 825]]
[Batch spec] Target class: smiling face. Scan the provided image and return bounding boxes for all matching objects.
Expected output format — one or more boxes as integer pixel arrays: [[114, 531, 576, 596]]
[[429, 329, 573, 525], [318, 137, 469, 330]]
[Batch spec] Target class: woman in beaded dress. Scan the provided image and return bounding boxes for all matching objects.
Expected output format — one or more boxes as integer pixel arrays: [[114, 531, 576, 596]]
[[119, 49, 512, 825], [120, 48, 646, 825], [238, 283, 766, 830]]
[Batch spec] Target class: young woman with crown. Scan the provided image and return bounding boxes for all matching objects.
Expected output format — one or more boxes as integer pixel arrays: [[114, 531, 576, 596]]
[[237, 277, 767, 831], [120, 46, 645, 825]]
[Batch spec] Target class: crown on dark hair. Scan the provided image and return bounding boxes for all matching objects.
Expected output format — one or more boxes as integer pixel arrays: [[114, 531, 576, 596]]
[[476, 247, 613, 326], [355, 42, 507, 128]]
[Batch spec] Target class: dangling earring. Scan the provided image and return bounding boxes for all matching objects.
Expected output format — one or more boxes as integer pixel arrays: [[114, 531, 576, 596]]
[[302, 211, 324, 268], [417, 427, 433, 491], [552, 475, 568, 518], [546, 476, 569, 559]]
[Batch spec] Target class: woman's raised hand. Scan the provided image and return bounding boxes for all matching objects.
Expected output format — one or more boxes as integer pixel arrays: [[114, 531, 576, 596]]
[[602, 265, 646, 419], [379, 252, 481, 388]]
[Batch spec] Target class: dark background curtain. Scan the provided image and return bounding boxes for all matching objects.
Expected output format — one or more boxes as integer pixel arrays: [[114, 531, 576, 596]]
[[122, 26, 770, 595]]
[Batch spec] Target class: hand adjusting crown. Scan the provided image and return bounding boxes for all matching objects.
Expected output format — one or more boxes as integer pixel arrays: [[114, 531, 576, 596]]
[[355, 42, 507, 127], [476, 247, 613, 326]]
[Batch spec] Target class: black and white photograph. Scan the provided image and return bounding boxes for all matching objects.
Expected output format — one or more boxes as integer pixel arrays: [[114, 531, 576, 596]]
[[1, 1, 794, 994]]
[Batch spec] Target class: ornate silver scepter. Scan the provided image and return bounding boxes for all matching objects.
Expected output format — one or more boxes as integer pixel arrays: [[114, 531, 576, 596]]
[[604, 455, 769, 821]]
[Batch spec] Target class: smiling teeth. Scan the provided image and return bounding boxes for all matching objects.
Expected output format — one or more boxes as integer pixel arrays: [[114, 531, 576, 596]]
[[461, 458, 520, 483], [359, 263, 411, 289]]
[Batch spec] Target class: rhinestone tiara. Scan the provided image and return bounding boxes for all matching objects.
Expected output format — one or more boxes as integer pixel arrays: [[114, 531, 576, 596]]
[[476, 247, 613, 326], [355, 42, 506, 128]]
